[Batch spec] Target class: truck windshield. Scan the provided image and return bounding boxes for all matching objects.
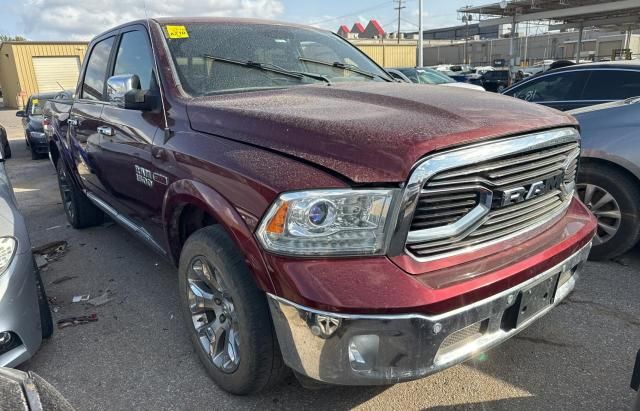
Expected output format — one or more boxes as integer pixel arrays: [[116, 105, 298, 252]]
[[162, 23, 391, 95]]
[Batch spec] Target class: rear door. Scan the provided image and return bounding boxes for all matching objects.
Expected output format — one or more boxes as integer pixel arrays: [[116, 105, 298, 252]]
[[96, 26, 167, 244], [581, 69, 640, 105], [68, 34, 116, 196], [505, 70, 589, 111]]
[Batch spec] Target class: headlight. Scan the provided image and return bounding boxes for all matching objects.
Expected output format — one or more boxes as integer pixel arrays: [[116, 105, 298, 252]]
[[0, 237, 17, 275], [256, 189, 398, 256]]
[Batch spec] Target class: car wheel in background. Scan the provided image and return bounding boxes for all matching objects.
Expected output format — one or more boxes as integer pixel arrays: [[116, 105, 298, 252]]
[[178, 225, 288, 395], [3, 142, 10, 159], [497, 85, 506, 92], [29, 144, 39, 160], [55, 158, 103, 229], [577, 164, 640, 261], [33, 265, 53, 339]]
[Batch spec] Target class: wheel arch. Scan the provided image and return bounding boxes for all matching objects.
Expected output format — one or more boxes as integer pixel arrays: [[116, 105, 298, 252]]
[[579, 156, 640, 186], [162, 179, 275, 293]]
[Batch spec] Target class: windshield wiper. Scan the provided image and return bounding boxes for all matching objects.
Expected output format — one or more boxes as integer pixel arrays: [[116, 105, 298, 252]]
[[298, 57, 391, 82], [203, 55, 332, 85]]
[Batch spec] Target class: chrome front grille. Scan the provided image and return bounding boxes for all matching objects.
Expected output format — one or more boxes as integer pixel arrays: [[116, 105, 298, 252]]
[[404, 128, 580, 260]]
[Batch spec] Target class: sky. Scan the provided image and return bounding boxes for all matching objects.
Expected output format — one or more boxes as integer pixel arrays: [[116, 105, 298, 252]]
[[0, 0, 474, 41]]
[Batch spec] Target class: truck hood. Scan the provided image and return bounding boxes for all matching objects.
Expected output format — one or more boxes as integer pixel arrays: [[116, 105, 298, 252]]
[[187, 82, 576, 183]]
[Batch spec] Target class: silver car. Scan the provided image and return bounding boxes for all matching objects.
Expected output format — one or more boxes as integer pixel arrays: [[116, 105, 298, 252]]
[[570, 97, 640, 260], [0, 148, 52, 367]]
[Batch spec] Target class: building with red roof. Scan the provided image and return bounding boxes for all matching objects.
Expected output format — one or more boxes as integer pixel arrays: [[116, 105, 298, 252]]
[[351, 22, 366, 35], [337, 25, 350, 38], [362, 19, 385, 39]]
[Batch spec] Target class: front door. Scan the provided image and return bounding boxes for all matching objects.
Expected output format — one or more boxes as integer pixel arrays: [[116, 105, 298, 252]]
[[95, 27, 168, 245]]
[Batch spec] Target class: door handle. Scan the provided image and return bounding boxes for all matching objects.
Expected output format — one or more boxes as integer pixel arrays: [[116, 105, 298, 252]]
[[97, 126, 114, 136], [68, 118, 78, 127]]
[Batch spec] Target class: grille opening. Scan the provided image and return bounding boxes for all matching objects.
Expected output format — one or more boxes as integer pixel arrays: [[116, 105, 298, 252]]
[[438, 319, 489, 355], [407, 140, 578, 259]]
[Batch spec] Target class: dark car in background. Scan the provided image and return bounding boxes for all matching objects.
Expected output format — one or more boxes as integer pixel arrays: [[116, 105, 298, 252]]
[[0, 125, 10, 159], [503, 61, 640, 111], [16, 92, 58, 159], [481, 69, 511, 92], [569, 97, 640, 260]]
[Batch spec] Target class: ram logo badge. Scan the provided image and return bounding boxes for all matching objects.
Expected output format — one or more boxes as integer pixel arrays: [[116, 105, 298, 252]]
[[498, 172, 564, 208]]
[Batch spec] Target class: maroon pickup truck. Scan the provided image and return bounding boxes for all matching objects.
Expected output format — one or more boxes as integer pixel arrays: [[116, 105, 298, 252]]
[[46, 18, 596, 394]]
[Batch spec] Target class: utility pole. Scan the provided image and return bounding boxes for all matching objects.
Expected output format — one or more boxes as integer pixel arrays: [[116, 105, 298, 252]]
[[418, 0, 424, 67], [394, 0, 406, 44]]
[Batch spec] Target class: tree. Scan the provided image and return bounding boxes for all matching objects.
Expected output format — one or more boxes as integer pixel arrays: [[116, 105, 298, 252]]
[[0, 35, 27, 42]]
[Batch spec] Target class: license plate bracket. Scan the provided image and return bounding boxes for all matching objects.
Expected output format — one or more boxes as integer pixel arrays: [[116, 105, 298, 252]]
[[514, 273, 560, 328]]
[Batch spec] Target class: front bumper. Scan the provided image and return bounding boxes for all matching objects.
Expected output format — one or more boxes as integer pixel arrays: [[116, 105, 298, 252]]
[[28, 132, 49, 154], [0, 251, 42, 367], [268, 242, 591, 385]]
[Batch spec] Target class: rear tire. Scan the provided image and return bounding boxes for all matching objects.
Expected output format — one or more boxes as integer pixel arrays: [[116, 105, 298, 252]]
[[34, 266, 53, 339], [56, 158, 103, 229], [178, 225, 288, 395], [577, 163, 640, 260]]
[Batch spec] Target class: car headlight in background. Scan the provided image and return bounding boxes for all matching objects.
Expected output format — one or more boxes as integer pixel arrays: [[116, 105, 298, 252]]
[[256, 189, 398, 256], [0, 237, 17, 275]]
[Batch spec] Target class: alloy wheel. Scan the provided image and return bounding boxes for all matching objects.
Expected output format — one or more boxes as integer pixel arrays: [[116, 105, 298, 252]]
[[57, 166, 74, 221], [577, 183, 622, 245], [187, 257, 240, 373]]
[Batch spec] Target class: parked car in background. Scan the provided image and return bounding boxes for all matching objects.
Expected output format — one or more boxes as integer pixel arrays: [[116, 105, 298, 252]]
[[0, 147, 53, 367], [481, 69, 511, 92], [48, 17, 595, 394], [16, 92, 58, 159], [503, 61, 640, 111], [569, 97, 640, 260], [387, 67, 485, 91], [0, 125, 10, 159]]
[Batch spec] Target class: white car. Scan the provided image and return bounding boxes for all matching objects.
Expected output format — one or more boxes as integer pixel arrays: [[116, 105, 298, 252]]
[[387, 68, 485, 91]]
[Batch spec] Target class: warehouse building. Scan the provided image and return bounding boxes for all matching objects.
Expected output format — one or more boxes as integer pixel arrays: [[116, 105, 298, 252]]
[[0, 41, 87, 109]]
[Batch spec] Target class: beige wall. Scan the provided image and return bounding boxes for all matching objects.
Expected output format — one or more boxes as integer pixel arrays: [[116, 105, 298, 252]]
[[356, 44, 417, 68], [0, 42, 87, 109]]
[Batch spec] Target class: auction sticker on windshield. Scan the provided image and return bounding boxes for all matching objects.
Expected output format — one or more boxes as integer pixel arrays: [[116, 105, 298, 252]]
[[165, 25, 189, 39]]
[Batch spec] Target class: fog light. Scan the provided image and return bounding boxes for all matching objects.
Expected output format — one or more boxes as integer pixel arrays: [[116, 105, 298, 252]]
[[348, 335, 380, 372], [0, 332, 11, 345]]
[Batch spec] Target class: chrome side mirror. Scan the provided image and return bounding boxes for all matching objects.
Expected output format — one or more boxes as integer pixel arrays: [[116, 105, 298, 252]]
[[106, 74, 140, 107]]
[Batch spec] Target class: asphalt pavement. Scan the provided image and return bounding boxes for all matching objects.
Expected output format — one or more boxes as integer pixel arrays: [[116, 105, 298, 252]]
[[1, 108, 638, 410]]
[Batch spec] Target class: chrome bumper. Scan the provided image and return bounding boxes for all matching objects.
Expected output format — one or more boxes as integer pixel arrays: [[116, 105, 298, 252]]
[[267, 242, 591, 385]]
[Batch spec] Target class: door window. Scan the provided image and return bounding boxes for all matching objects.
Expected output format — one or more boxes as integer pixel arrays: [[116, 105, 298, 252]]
[[113, 30, 155, 91], [582, 70, 640, 101], [82, 37, 115, 100], [510, 71, 588, 102]]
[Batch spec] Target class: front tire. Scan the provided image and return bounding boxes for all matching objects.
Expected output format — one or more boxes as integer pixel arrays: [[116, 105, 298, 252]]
[[178, 226, 287, 395], [577, 163, 640, 260], [56, 158, 103, 229]]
